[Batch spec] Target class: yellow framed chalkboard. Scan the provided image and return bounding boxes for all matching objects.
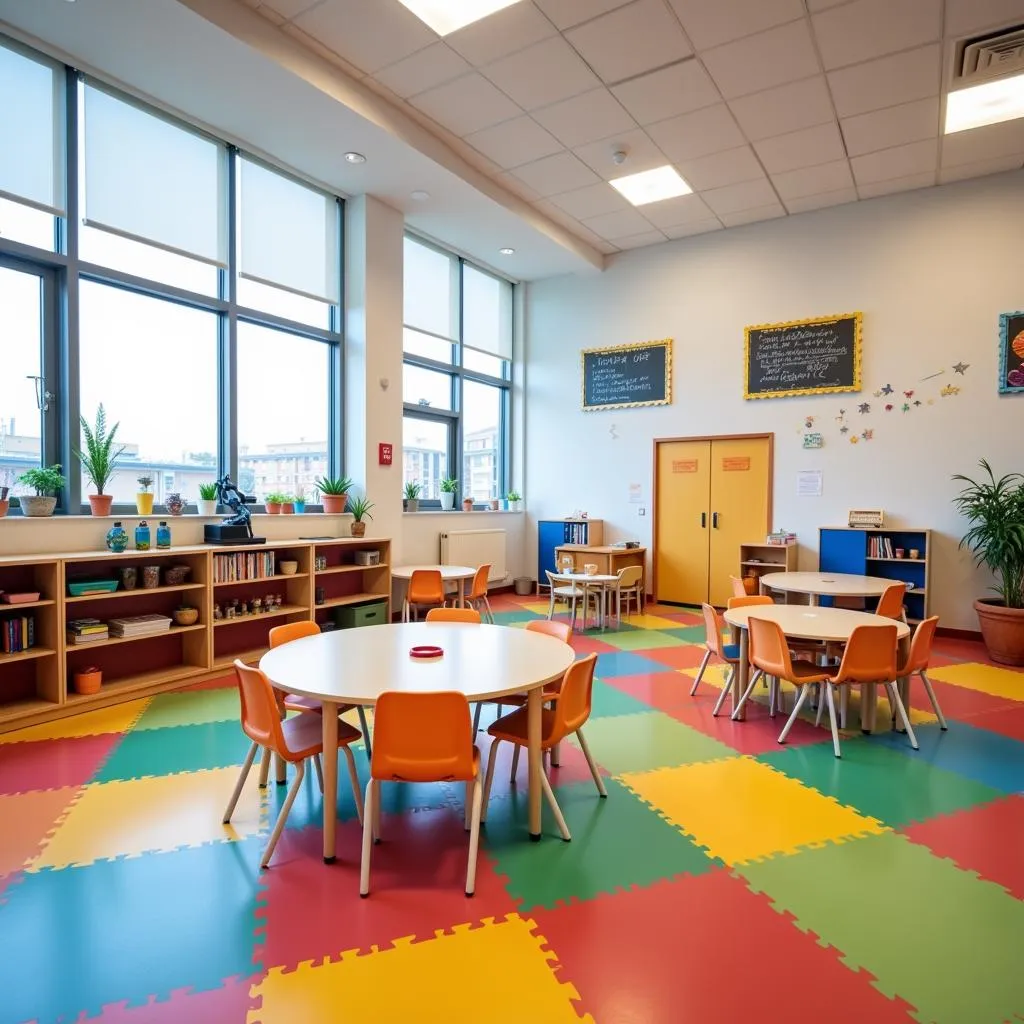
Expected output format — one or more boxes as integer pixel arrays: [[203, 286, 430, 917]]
[[581, 339, 672, 411]]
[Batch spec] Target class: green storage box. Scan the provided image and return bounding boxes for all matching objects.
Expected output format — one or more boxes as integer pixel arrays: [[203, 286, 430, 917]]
[[333, 600, 387, 629]]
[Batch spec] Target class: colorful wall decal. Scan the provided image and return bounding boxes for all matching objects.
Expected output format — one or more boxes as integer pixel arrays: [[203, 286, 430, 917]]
[[952, 361, 970, 375], [919, 370, 944, 381], [862, 429, 873, 441], [998, 311, 1024, 394], [941, 384, 961, 397], [802, 432, 823, 448], [858, 402, 870, 413]]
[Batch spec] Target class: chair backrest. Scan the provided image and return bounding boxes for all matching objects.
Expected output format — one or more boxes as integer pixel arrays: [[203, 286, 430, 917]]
[[268, 620, 320, 648], [233, 660, 286, 753], [425, 607, 482, 623], [371, 691, 476, 783], [832, 624, 898, 684], [616, 565, 643, 589], [526, 618, 573, 643], [548, 653, 597, 744], [901, 615, 938, 674], [408, 569, 445, 604], [701, 603, 726, 657], [747, 616, 799, 680], [545, 569, 577, 591], [875, 582, 907, 620], [729, 575, 748, 598], [727, 595, 774, 609], [467, 564, 491, 600]]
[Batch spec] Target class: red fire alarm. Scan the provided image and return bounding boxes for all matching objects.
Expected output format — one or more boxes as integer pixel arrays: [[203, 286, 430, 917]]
[[378, 442, 393, 466]]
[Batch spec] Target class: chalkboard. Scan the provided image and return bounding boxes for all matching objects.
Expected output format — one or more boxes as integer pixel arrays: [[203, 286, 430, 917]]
[[744, 313, 862, 400], [581, 339, 672, 411], [998, 310, 1024, 394]]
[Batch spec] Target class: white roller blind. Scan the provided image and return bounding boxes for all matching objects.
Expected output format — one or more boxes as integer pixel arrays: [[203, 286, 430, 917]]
[[0, 42, 64, 215], [403, 235, 456, 339], [83, 84, 226, 266], [463, 263, 512, 360], [239, 157, 339, 304]]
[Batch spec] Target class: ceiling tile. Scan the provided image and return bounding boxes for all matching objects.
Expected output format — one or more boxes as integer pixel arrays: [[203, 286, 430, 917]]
[[857, 170, 936, 198], [942, 117, 1024, 167], [753, 122, 846, 174], [573, 128, 669, 178], [565, 0, 692, 85], [664, 218, 724, 238], [805, 0, 849, 9], [944, 0, 1024, 38], [784, 186, 859, 213], [532, 88, 637, 148], [293, 0, 436, 74], [812, 0, 942, 71], [463, 115, 564, 168], [280, 22, 368, 78], [677, 145, 764, 189], [701, 20, 821, 99], [647, 103, 745, 162], [613, 229, 670, 249], [827, 44, 940, 118], [582, 207, 658, 239], [611, 60, 721, 125], [728, 76, 834, 142], [640, 192, 716, 227], [533, 0, 634, 29], [495, 170, 543, 202], [720, 201, 787, 227], [482, 36, 600, 110], [771, 158, 854, 199], [547, 182, 630, 219], [446, 2, 556, 65], [510, 150, 601, 195], [373, 43, 470, 98], [410, 73, 522, 135], [841, 97, 939, 157], [701, 177, 778, 215], [260, 0, 322, 19], [668, 0, 805, 50], [938, 155, 1024, 183], [851, 138, 938, 184]]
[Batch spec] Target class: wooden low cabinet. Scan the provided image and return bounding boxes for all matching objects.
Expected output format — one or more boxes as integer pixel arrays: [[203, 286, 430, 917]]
[[553, 545, 646, 588]]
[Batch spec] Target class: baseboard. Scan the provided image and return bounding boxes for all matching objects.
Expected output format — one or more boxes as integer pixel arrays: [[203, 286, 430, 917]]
[[935, 626, 983, 642]]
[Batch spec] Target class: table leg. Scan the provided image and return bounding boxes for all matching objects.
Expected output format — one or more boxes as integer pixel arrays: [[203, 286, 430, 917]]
[[733, 627, 749, 720], [895, 634, 911, 732], [527, 685, 542, 841], [458, 580, 467, 608], [321, 700, 339, 862]]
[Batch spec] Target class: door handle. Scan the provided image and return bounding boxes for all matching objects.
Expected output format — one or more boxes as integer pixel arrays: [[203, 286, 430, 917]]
[[701, 512, 707, 529], [712, 512, 719, 529]]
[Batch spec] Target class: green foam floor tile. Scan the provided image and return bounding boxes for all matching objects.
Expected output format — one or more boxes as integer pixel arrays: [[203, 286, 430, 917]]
[[596, 629, 687, 651], [491, 610, 545, 624], [759, 738, 1004, 828], [133, 687, 241, 730], [590, 679, 652, 718], [483, 778, 720, 910], [736, 831, 1024, 1024], [658, 626, 707, 643]]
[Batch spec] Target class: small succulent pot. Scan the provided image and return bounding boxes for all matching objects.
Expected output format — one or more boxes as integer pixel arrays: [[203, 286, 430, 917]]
[[141, 566, 161, 589], [21, 496, 57, 517], [136, 492, 154, 515], [173, 606, 199, 626], [198, 500, 217, 516], [120, 567, 138, 591], [266, 501, 282, 515], [489, 499, 499, 510], [404, 498, 419, 513], [462, 497, 474, 512], [73, 667, 103, 695], [281, 502, 295, 514], [165, 493, 185, 516], [88, 494, 113, 516], [294, 501, 306, 515], [350, 521, 367, 537]]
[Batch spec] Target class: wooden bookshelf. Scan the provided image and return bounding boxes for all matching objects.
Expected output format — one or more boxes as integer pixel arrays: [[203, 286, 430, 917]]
[[312, 538, 391, 632], [740, 540, 798, 595]]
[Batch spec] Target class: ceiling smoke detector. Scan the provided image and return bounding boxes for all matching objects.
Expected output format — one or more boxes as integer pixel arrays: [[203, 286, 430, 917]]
[[611, 147, 628, 166]]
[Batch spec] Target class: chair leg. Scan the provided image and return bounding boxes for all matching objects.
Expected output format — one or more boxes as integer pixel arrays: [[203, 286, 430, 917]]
[[464, 780, 474, 830], [257, 744, 272, 788], [550, 740, 561, 767], [359, 778, 375, 897], [313, 752, 324, 793], [815, 688, 826, 728], [472, 702, 482, 734], [465, 777, 483, 896], [261, 758, 304, 868], [540, 769, 571, 841], [483, 596, 495, 624], [371, 779, 382, 841], [481, 737, 501, 823], [729, 668, 764, 720], [712, 667, 736, 717], [839, 685, 849, 729], [357, 707, 372, 759], [886, 681, 919, 749], [223, 741, 259, 823], [575, 727, 606, 797], [919, 671, 948, 730], [689, 650, 712, 696], [778, 686, 812, 744], [547, 590, 555, 620], [342, 744, 364, 825], [509, 743, 520, 784], [825, 683, 842, 759]]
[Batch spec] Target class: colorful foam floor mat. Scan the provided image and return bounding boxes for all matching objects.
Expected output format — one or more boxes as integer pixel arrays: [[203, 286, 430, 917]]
[[1, 596, 1023, 1023]]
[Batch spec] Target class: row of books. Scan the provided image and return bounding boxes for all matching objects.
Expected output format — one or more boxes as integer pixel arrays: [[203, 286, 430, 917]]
[[68, 614, 173, 644], [68, 618, 108, 645], [213, 551, 277, 583], [2, 615, 36, 654], [869, 536, 897, 558], [562, 523, 590, 544]]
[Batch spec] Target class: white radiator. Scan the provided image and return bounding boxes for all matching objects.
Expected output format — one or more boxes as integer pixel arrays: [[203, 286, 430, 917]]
[[440, 530, 507, 583]]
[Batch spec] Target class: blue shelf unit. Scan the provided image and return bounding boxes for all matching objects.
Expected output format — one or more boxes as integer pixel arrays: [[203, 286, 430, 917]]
[[818, 527, 930, 623], [537, 519, 603, 586]]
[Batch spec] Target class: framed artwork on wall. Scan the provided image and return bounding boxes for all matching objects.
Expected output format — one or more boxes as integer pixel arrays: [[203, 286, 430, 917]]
[[998, 311, 1024, 394]]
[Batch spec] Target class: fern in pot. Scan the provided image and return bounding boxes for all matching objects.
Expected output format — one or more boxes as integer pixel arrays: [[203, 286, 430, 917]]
[[76, 404, 126, 516], [953, 459, 1024, 665]]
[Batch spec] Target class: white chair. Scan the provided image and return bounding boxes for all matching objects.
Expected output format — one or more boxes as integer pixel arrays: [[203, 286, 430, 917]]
[[610, 565, 644, 625], [545, 570, 589, 628]]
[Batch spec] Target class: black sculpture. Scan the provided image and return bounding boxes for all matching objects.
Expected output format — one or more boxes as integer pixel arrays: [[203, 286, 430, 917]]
[[205, 475, 264, 545]]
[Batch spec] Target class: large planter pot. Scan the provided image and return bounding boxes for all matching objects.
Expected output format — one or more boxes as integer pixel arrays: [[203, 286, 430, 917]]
[[21, 496, 57, 517], [198, 500, 218, 516], [350, 521, 367, 537], [322, 494, 347, 514], [975, 598, 1024, 666], [440, 492, 455, 511], [88, 494, 113, 516], [136, 492, 154, 515]]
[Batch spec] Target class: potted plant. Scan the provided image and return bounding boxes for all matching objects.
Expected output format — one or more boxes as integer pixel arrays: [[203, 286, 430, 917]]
[[462, 496, 474, 512], [403, 481, 421, 513], [293, 486, 307, 514], [507, 490, 522, 512], [281, 495, 295, 514], [136, 475, 154, 515], [440, 476, 457, 511], [347, 494, 374, 537], [953, 459, 1024, 665], [17, 465, 65, 517], [197, 482, 218, 516], [0, 485, 8, 518], [265, 491, 286, 514], [315, 475, 352, 515], [76, 404, 125, 516]]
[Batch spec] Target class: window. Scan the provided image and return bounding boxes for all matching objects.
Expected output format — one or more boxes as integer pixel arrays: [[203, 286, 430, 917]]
[[462, 380, 503, 503], [403, 416, 449, 500]]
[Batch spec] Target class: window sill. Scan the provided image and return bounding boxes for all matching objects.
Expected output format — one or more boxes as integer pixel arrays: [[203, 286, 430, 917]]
[[402, 509, 523, 515], [0, 512, 353, 522]]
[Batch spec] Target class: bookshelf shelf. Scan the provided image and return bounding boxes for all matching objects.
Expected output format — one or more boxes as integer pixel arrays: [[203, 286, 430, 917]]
[[67, 623, 206, 650], [65, 583, 205, 603], [213, 604, 307, 627], [316, 563, 389, 576], [316, 592, 381, 610], [213, 573, 308, 588], [0, 647, 57, 665], [0, 598, 55, 610]]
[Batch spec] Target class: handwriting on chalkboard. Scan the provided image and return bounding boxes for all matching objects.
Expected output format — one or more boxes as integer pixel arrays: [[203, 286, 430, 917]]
[[744, 314, 862, 400], [581, 339, 672, 411]]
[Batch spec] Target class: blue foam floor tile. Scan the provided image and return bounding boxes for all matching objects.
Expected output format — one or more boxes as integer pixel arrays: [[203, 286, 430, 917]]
[[595, 650, 678, 679]]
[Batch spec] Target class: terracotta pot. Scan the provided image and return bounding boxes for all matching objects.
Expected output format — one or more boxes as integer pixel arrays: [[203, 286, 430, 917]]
[[0, 499, 8, 517], [88, 494, 113, 516], [975, 598, 1024, 666], [462, 498, 474, 511], [322, 494, 347, 514], [73, 667, 103, 695], [350, 521, 367, 537], [281, 502, 295, 514], [265, 502, 282, 515], [136, 493, 154, 515]]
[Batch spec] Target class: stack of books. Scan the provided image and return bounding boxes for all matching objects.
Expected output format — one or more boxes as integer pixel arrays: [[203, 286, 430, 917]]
[[2, 615, 36, 653], [108, 614, 173, 638], [67, 618, 109, 644]]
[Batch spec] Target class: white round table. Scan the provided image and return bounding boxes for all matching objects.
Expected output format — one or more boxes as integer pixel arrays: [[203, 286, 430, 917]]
[[392, 565, 477, 619], [259, 622, 575, 859], [554, 572, 618, 630], [759, 571, 896, 604]]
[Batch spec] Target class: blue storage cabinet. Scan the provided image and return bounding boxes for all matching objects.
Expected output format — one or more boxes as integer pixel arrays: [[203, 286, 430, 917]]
[[537, 519, 603, 584]]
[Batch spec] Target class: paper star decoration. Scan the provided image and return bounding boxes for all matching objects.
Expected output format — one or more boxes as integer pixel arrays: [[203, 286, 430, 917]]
[[902, 402, 911, 412], [885, 403, 894, 411], [904, 390, 914, 399], [805, 417, 815, 428], [862, 429, 873, 441], [850, 435, 859, 444], [953, 362, 969, 375], [914, 400, 922, 407], [880, 384, 893, 395], [858, 402, 871, 414], [840, 426, 849, 434], [941, 384, 961, 397]]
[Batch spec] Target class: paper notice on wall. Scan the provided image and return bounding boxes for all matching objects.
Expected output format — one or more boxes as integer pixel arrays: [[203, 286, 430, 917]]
[[628, 483, 643, 504], [797, 470, 823, 497]]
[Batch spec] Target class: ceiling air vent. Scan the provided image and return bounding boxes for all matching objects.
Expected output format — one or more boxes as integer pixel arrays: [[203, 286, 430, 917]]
[[955, 25, 1024, 84]]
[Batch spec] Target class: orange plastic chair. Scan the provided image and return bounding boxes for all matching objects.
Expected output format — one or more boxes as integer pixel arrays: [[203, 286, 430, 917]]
[[726, 594, 774, 610], [403, 569, 447, 622], [897, 616, 946, 729], [425, 607, 483, 623], [360, 691, 482, 897], [729, 575, 748, 598], [691, 603, 742, 716], [223, 660, 363, 868], [875, 582, 908, 621], [481, 654, 602, 842], [464, 564, 494, 623]]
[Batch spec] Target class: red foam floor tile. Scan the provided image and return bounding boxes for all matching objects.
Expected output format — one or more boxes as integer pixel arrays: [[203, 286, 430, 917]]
[[638, 645, 708, 671], [486, 733, 604, 792], [0, 786, 80, 875], [934, 638, 1017, 666], [902, 795, 1024, 900], [0, 733, 121, 795], [86, 973, 259, 1023], [256, 807, 518, 970], [954, 704, 1024, 742], [570, 636, 621, 656], [906, 677, 1020, 721], [532, 870, 917, 1024]]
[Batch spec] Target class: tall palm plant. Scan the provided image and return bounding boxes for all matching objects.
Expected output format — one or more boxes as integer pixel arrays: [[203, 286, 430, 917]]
[[76, 404, 126, 496]]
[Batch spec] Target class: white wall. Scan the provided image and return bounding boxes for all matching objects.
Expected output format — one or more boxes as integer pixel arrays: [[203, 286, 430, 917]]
[[525, 171, 1024, 631]]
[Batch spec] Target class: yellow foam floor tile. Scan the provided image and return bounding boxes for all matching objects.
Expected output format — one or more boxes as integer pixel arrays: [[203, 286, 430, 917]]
[[28, 766, 267, 871], [927, 662, 1024, 701], [249, 914, 590, 1024], [618, 613, 687, 630], [621, 757, 885, 865], [0, 699, 151, 744]]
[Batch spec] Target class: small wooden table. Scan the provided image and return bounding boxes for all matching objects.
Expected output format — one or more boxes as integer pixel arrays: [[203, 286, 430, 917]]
[[553, 572, 619, 630], [392, 564, 476, 620], [760, 571, 895, 605], [259, 623, 575, 859]]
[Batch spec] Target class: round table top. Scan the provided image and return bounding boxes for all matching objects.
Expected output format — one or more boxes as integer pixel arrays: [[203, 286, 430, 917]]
[[723, 604, 910, 642], [259, 622, 576, 704], [391, 564, 476, 581], [760, 571, 898, 597], [556, 572, 618, 583]]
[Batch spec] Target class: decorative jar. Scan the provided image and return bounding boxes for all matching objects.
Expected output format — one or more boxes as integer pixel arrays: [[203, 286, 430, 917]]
[[105, 521, 129, 553], [156, 521, 172, 549], [135, 520, 151, 551], [165, 493, 185, 516]]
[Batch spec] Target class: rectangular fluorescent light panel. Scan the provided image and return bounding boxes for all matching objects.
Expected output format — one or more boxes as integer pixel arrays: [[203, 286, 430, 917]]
[[609, 165, 692, 206], [945, 72, 1024, 133], [398, 0, 524, 36]]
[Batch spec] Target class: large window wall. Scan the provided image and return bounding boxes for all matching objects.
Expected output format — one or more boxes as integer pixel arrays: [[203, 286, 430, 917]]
[[0, 35, 342, 512], [402, 235, 512, 507]]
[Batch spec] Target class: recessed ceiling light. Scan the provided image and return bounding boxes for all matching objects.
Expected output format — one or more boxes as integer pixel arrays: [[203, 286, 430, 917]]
[[343, 151, 366, 164], [397, 0, 524, 36], [945, 73, 1024, 134], [609, 165, 692, 207], [410, 190, 430, 201], [498, 247, 515, 255]]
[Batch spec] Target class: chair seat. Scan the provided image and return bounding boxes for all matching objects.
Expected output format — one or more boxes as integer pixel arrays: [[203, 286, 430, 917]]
[[280, 712, 361, 761], [283, 694, 324, 713], [375, 746, 480, 784], [786, 661, 832, 685], [488, 706, 557, 748], [722, 643, 740, 661], [552, 585, 584, 598]]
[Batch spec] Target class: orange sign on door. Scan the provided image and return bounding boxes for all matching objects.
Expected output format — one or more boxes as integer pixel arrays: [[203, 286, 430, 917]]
[[722, 456, 751, 471], [672, 459, 698, 473]]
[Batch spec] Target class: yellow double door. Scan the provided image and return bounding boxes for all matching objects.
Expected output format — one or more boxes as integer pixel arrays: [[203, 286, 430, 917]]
[[655, 436, 771, 608]]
